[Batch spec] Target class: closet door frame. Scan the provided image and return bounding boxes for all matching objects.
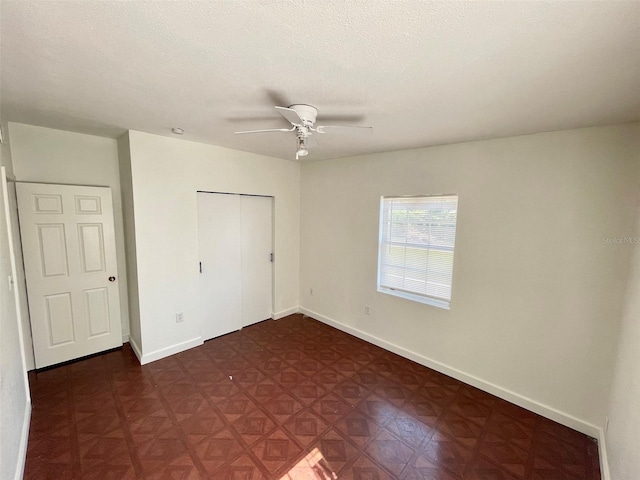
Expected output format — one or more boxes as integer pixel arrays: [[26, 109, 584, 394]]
[[197, 191, 274, 342]]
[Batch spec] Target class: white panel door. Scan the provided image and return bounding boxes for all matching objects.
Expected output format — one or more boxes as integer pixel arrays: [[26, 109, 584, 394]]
[[198, 193, 273, 341], [240, 195, 273, 327], [16, 183, 122, 368], [197, 192, 242, 341]]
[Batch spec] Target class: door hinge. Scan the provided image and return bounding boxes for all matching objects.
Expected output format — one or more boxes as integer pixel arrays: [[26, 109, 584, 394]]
[[270, 253, 274, 262], [199, 262, 202, 273]]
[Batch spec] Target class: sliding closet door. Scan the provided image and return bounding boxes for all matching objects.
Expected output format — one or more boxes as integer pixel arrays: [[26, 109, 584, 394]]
[[240, 195, 273, 327], [197, 193, 242, 341], [197, 192, 273, 342]]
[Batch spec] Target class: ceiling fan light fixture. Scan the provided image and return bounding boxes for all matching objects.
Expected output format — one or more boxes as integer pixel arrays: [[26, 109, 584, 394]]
[[296, 137, 309, 159]]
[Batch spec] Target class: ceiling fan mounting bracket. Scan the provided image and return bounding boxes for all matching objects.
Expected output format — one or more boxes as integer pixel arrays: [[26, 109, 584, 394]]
[[288, 104, 318, 126]]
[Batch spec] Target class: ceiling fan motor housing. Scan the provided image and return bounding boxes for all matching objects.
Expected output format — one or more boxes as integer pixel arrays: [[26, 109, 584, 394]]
[[289, 104, 318, 126]]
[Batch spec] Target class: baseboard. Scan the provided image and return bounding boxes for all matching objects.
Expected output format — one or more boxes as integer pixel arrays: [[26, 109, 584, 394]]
[[272, 306, 299, 320], [139, 336, 203, 365], [15, 399, 31, 480], [122, 334, 129, 344], [128, 335, 143, 363], [598, 427, 611, 480], [299, 307, 600, 439]]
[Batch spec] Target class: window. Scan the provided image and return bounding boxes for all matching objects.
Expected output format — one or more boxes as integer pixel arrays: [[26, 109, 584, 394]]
[[377, 195, 458, 309]]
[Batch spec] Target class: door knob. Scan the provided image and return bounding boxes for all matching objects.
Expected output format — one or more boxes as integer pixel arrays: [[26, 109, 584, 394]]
[[108, 276, 116, 282]]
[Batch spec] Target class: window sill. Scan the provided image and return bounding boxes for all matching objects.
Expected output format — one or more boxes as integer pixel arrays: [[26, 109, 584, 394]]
[[377, 286, 451, 310]]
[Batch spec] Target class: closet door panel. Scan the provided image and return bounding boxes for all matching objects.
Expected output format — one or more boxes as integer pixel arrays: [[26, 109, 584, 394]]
[[197, 193, 242, 341], [240, 195, 273, 327]]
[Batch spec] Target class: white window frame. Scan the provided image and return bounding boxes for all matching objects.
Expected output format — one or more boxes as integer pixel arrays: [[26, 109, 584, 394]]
[[377, 194, 458, 310]]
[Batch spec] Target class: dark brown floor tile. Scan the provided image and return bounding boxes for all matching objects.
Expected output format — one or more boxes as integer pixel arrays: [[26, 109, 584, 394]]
[[230, 409, 278, 446], [282, 409, 331, 448], [447, 393, 493, 427], [194, 428, 246, 473], [334, 408, 383, 447], [251, 427, 303, 476], [492, 399, 538, 428], [422, 434, 474, 478], [356, 393, 403, 427], [415, 385, 458, 409], [288, 378, 327, 406], [136, 429, 189, 474], [465, 456, 521, 480], [533, 431, 587, 478], [74, 413, 121, 437], [485, 412, 535, 450], [384, 412, 435, 450], [374, 383, 413, 407], [261, 392, 304, 424], [334, 379, 367, 405], [364, 428, 417, 477], [212, 451, 267, 479], [201, 379, 242, 402], [178, 409, 226, 445], [404, 395, 445, 427], [343, 454, 396, 480], [311, 391, 356, 423], [435, 412, 484, 448], [24, 314, 600, 480], [214, 391, 260, 423], [478, 432, 530, 478], [308, 428, 360, 474], [401, 454, 458, 480], [538, 418, 588, 449], [530, 455, 583, 479]]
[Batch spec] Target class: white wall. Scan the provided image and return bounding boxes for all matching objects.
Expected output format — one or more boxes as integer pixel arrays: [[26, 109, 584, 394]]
[[126, 130, 300, 361], [300, 123, 640, 434], [605, 193, 640, 480], [117, 132, 142, 355], [9, 123, 130, 341], [0, 127, 31, 479]]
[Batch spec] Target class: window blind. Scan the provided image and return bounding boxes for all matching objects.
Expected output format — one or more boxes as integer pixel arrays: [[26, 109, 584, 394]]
[[378, 195, 458, 308]]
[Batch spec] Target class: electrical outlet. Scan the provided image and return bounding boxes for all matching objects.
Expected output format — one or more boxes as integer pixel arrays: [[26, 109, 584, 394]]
[[364, 305, 371, 315], [309, 288, 313, 296], [176, 312, 184, 323]]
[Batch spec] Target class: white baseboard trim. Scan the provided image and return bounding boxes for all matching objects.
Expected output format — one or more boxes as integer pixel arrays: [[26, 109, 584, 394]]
[[128, 335, 143, 363], [139, 337, 203, 365], [122, 334, 129, 344], [598, 427, 611, 480], [15, 399, 31, 480], [299, 307, 600, 439], [272, 306, 299, 320]]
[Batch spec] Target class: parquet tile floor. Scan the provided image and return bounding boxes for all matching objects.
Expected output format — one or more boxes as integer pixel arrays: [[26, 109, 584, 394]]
[[25, 314, 601, 479]]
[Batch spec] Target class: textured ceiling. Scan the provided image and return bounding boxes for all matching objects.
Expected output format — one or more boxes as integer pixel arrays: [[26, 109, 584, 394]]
[[1, 1, 639, 161]]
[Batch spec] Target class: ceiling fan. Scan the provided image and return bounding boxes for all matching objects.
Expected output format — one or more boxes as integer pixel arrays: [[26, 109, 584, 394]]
[[235, 104, 372, 160]]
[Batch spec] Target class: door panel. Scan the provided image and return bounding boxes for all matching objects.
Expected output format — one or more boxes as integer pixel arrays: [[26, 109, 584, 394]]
[[78, 224, 105, 273], [38, 224, 69, 276], [44, 292, 75, 345], [240, 195, 273, 327], [197, 193, 242, 341], [84, 287, 110, 337], [17, 183, 122, 368]]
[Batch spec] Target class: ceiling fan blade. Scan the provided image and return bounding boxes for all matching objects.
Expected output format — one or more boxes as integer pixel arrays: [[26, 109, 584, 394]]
[[265, 89, 291, 107], [235, 128, 294, 134], [318, 114, 365, 123], [226, 115, 274, 123], [316, 125, 373, 134], [275, 106, 304, 126]]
